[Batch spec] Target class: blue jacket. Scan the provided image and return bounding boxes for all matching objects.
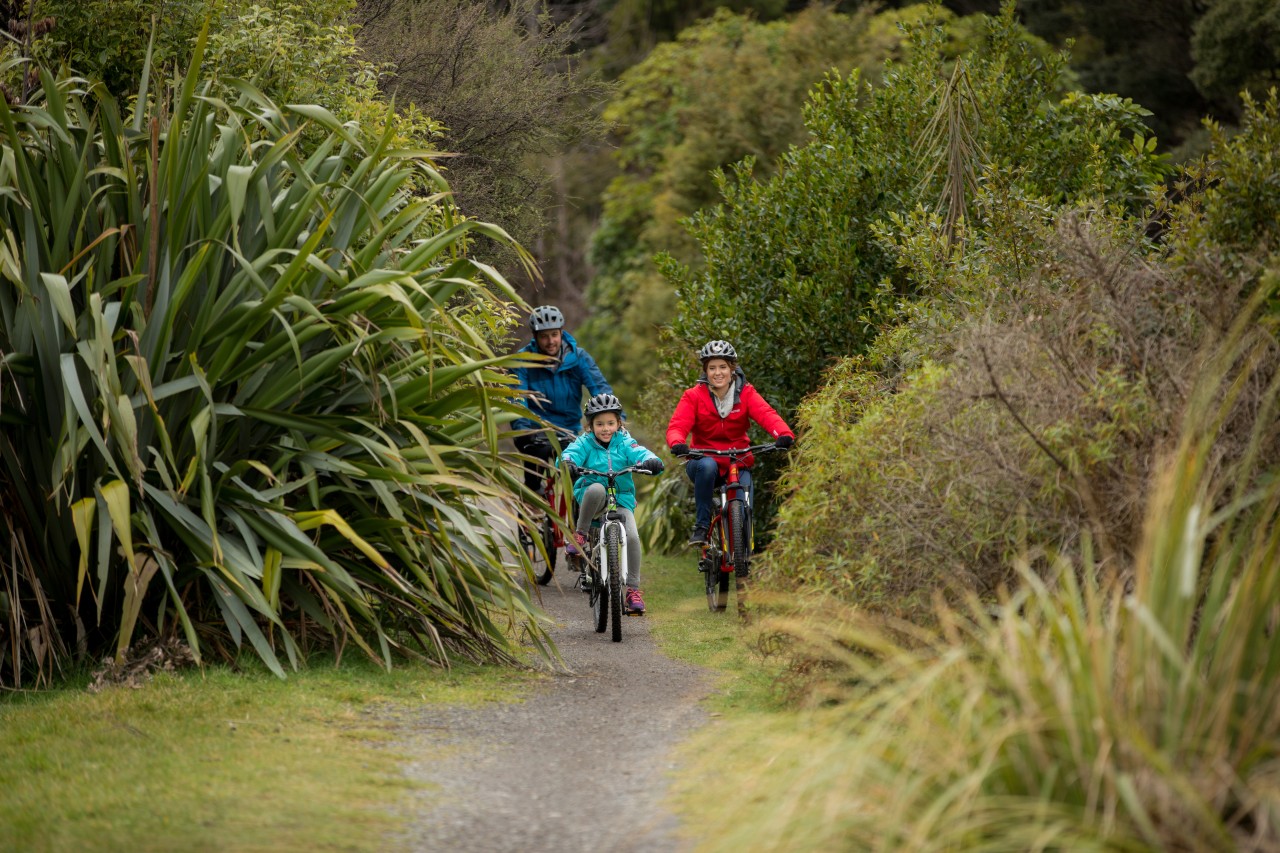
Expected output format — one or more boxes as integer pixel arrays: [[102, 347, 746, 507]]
[[513, 331, 613, 434], [558, 430, 659, 511]]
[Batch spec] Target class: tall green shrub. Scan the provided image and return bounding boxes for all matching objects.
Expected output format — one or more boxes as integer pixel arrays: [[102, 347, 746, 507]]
[[0, 39, 545, 687], [663, 4, 1168, 421], [688, 278, 1280, 850]]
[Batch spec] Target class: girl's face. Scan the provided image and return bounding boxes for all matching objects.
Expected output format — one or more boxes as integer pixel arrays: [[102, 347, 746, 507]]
[[705, 358, 734, 392], [591, 411, 620, 443]]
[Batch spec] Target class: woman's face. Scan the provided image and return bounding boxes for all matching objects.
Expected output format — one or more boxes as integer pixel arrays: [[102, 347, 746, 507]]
[[705, 358, 733, 392]]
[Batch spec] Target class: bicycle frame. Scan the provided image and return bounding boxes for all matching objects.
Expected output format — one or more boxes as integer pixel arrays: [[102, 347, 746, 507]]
[[517, 434, 576, 585], [575, 465, 644, 586], [686, 444, 777, 613], [572, 463, 654, 641]]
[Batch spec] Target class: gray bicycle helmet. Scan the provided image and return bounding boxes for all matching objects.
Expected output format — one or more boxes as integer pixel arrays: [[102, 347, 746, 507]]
[[698, 339, 737, 362], [583, 393, 624, 419], [529, 305, 565, 332]]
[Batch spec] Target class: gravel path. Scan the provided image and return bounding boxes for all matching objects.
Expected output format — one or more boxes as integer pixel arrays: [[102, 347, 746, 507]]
[[393, 567, 714, 852]]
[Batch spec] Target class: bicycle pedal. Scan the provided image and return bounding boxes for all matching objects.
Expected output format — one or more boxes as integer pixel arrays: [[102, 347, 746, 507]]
[[625, 611, 644, 617]]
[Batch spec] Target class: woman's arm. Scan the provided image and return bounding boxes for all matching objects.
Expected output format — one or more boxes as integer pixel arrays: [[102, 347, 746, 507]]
[[665, 388, 697, 449], [745, 385, 794, 439]]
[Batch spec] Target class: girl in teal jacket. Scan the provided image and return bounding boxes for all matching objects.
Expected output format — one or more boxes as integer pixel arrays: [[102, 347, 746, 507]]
[[559, 394, 664, 613]]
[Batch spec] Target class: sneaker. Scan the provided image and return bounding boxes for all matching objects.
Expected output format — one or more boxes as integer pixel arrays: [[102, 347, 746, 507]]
[[687, 526, 708, 547], [565, 530, 587, 556], [625, 588, 646, 614]]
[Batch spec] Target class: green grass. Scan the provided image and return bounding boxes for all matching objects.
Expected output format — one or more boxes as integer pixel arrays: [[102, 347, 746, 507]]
[[642, 551, 813, 852], [0, 659, 535, 852], [643, 552, 791, 713]]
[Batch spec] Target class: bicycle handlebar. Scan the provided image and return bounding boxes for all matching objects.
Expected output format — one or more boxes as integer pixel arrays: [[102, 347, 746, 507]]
[[572, 465, 658, 478], [684, 443, 779, 459]]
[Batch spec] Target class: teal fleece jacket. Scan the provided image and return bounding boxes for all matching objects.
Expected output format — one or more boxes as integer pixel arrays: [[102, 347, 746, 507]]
[[558, 429, 660, 511]]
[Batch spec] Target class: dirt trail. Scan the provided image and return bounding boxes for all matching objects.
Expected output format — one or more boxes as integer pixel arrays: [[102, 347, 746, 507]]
[[392, 568, 714, 852]]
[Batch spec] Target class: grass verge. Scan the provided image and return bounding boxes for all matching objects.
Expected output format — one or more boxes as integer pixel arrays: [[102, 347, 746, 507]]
[[641, 551, 813, 852], [0, 658, 535, 852]]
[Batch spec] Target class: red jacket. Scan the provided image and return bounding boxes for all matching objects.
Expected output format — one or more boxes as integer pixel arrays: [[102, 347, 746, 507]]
[[666, 373, 794, 474]]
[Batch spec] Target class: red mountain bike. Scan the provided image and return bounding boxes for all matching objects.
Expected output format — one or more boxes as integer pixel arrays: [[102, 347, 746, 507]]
[[686, 443, 778, 614], [516, 433, 575, 585], [518, 466, 570, 585]]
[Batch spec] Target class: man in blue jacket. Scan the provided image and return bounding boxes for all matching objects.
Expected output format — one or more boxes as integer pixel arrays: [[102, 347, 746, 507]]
[[512, 305, 615, 493]]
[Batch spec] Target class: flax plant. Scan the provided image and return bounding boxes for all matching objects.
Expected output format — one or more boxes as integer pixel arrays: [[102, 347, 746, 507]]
[[0, 32, 550, 686], [699, 280, 1280, 851]]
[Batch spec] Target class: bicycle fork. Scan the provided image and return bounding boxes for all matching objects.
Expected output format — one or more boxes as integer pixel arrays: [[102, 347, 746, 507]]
[[596, 515, 629, 589]]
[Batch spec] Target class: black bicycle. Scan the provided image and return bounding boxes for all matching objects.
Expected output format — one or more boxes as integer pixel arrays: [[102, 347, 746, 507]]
[[686, 444, 779, 614], [570, 464, 656, 642]]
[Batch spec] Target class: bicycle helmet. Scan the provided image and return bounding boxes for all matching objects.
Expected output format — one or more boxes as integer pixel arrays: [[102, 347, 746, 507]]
[[529, 305, 565, 332], [583, 393, 624, 419], [698, 339, 737, 362]]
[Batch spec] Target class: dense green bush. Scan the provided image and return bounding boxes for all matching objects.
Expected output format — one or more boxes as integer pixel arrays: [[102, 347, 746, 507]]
[[692, 288, 1280, 848], [582, 3, 917, 411], [760, 85, 1280, 621], [663, 6, 1169, 422], [0, 39, 545, 687]]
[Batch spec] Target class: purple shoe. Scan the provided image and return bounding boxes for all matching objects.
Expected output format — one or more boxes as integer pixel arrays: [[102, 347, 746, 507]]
[[565, 530, 587, 556], [625, 588, 646, 614]]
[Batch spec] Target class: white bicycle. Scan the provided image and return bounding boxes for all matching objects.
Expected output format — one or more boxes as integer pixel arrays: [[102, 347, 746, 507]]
[[569, 464, 654, 642]]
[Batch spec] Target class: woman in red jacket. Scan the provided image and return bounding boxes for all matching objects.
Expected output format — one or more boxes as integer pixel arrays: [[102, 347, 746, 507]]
[[666, 340, 795, 546]]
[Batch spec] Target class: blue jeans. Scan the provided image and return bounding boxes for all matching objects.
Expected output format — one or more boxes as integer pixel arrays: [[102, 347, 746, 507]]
[[685, 457, 752, 530]]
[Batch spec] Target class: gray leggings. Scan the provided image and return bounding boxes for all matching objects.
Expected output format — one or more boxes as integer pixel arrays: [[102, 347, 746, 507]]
[[576, 483, 643, 589]]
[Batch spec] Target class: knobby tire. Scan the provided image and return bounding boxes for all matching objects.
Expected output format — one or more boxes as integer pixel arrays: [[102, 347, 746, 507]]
[[606, 523, 623, 642], [534, 513, 557, 585], [705, 517, 729, 612], [729, 499, 751, 618], [591, 534, 607, 633]]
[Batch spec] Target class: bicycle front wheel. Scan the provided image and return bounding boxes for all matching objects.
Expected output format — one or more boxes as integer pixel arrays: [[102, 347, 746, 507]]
[[728, 499, 749, 578], [606, 523, 623, 642]]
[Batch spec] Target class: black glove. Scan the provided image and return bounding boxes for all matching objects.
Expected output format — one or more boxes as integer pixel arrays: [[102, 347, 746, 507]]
[[638, 458, 664, 474], [670, 443, 689, 458], [565, 463, 581, 480], [524, 433, 552, 456], [775, 435, 794, 450]]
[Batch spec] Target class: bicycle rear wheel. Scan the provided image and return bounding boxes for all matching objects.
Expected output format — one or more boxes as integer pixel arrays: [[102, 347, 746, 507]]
[[590, 533, 608, 633], [606, 523, 623, 642], [705, 519, 729, 612], [591, 558, 607, 633]]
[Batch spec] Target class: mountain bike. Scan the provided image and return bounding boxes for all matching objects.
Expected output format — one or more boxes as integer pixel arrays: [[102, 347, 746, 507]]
[[516, 434, 575, 585], [686, 444, 778, 615], [571, 464, 656, 642]]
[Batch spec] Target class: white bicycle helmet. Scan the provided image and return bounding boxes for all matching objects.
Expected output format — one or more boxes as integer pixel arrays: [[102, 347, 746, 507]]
[[698, 339, 737, 362], [583, 393, 624, 419], [529, 305, 565, 332]]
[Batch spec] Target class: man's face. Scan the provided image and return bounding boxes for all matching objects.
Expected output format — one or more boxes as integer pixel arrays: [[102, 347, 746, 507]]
[[536, 329, 562, 357]]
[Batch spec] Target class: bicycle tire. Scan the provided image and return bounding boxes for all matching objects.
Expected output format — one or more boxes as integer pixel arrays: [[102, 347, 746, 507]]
[[729, 499, 749, 578], [705, 518, 729, 613], [606, 523, 623, 642], [520, 523, 551, 586], [535, 514, 557, 584], [591, 541, 607, 633]]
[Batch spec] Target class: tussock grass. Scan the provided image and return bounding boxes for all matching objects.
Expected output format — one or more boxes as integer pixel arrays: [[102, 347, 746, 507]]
[[0, 659, 534, 851], [664, 284, 1280, 850]]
